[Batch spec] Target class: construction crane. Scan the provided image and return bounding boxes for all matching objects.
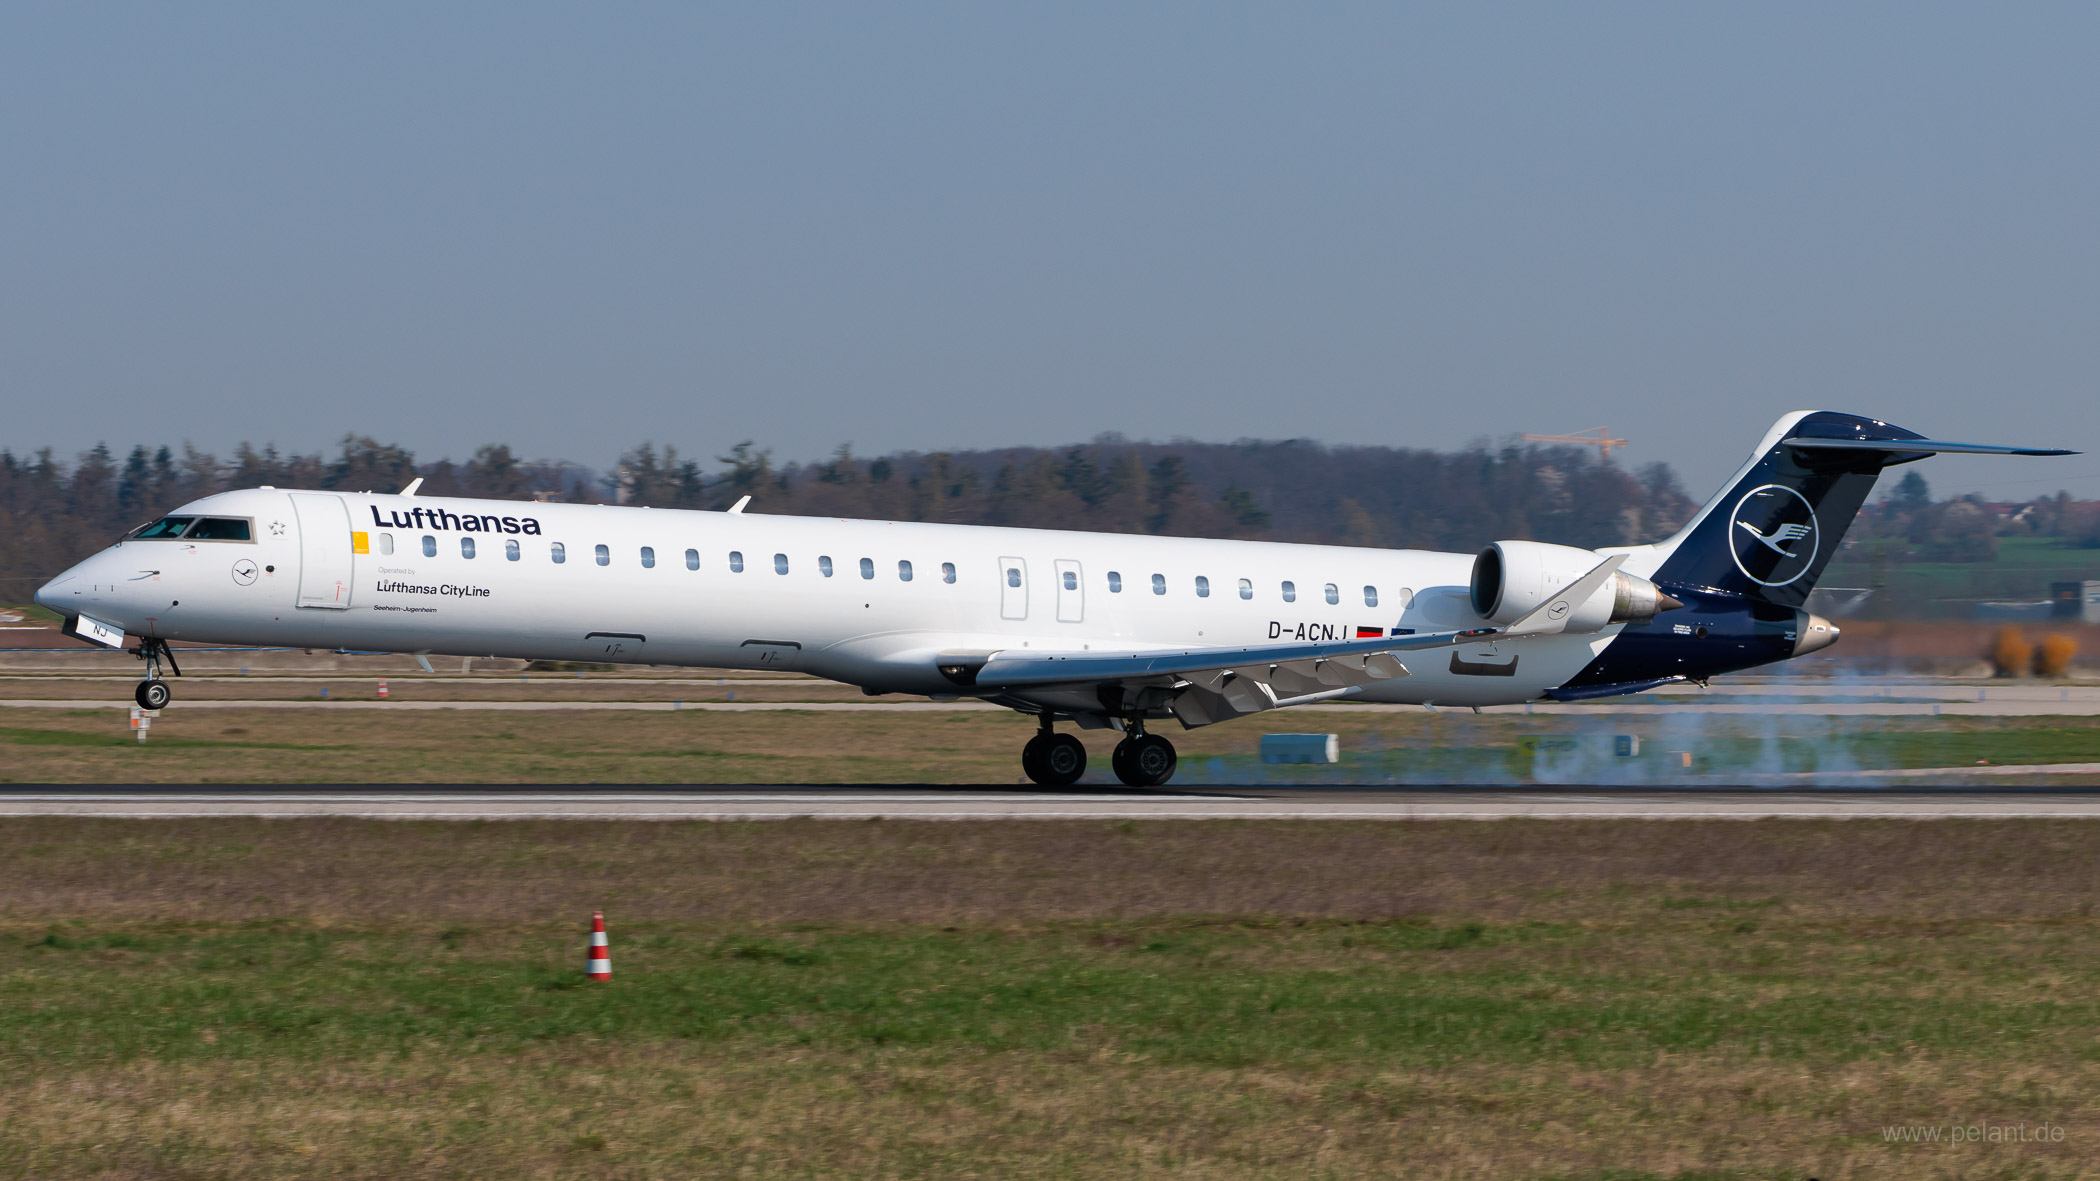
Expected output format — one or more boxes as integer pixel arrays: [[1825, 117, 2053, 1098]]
[[1520, 426, 1628, 458]]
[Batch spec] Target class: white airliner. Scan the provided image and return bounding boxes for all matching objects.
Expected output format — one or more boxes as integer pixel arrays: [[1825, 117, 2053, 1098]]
[[35, 411, 2070, 785]]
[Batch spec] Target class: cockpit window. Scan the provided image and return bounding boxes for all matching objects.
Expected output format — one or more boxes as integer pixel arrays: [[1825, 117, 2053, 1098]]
[[134, 516, 196, 539], [184, 517, 252, 541]]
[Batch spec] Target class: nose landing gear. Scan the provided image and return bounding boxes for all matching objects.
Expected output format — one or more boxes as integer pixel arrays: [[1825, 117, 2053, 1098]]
[[131, 637, 180, 710]]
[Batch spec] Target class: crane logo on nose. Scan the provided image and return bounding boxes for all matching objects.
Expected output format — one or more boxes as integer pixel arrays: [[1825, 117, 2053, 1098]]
[[1728, 484, 1819, 587], [231, 559, 258, 586]]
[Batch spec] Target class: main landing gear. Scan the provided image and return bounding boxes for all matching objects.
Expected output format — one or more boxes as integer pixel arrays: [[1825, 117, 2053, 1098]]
[[132, 637, 179, 711], [1111, 724, 1177, 788], [1021, 716, 1088, 787], [1019, 716, 1179, 788]]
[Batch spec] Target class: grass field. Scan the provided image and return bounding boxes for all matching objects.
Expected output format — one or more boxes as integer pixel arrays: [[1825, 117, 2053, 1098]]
[[3, 704, 2100, 783], [1823, 535, 2100, 609], [3, 818, 2097, 1178]]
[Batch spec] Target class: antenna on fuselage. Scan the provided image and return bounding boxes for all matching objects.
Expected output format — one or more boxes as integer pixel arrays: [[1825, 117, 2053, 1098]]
[[399, 477, 424, 497], [727, 495, 750, 514]]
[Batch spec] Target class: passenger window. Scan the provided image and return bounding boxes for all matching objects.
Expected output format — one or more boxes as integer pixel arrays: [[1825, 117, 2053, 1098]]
[[1324, 583, 1339, 605], [686, 549, 699, 570], [135, 516, 196, 539], [1282, 580, 1296, 603], [1151, 573, 1166, 595], [595, 544, 610, 566], [551, 542, 566, 564], [506, 539, 519, 561], [187, 518, 252, 541], [1195, 576, 1210, 598], [775, 553, 789, 575], [378, 533, 394, 556], [942, 562, 956, 584], [898, 560, 913, 582], [860, 558, 875, 579], [641, 546, 656, 569], [460, 537, 476, 559], [1238, 578, 1253, 600], [1396, 587, 1414, 609], [1364, 585, 1378, 607], [1062, 570, 1077, 591], [820, 556, 834, 577], [730, 551, 745, 573], [422, 535, 436, 557], [1006, 566, 1021, 588], [1108, 571, 1122, 593]]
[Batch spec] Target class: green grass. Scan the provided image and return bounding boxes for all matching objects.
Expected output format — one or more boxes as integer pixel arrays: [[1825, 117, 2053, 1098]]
[[1823, 534, 2100, 607], [19, 914, 2086, 1069], [3, 819, 2098, 1177], [5, 706, 2100, 784]]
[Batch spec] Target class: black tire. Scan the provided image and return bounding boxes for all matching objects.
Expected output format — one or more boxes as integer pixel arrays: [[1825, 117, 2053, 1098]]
[[1020, 734, 1049, 784], [1037, 733, 1087, 785], [135, 679, 171, 710], [1111, 740, 1140, 786], [1116, 734, 1177, 786]]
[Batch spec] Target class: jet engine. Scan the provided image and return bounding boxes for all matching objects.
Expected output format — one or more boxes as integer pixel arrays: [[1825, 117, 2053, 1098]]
[[1469, 540, 1682, 632]]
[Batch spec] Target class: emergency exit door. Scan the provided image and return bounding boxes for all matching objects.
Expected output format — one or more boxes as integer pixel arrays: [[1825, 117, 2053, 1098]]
[[1054, 559, 1084, 623], [998, 556, 1028, 620]]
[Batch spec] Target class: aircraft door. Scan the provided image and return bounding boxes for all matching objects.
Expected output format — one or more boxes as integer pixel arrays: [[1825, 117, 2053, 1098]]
[[290, 493, 354, 609], [1054, 559, 1083, 623], [998, 556, 1028, 621]]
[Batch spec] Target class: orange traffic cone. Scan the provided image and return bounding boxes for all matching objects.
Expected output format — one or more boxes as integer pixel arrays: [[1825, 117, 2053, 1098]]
[[586, 911, 611, 980], [378, 679, 389, 699]]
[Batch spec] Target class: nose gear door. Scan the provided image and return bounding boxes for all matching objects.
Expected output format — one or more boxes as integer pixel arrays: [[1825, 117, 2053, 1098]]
[[290, 493, 355, 609]]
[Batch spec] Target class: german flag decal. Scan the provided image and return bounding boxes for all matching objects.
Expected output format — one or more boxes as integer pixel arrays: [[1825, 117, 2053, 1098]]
[[1355, 626, 1384, 638]]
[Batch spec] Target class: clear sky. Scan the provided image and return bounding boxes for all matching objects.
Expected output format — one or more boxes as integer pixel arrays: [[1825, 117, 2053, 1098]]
[[3, 4, 2095, 500]]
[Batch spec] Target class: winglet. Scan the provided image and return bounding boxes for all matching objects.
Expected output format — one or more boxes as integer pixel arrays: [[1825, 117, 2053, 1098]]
[[399, 477, 424, 497], [727, 495, 751, 515], [1502, 555, 1627, 637]]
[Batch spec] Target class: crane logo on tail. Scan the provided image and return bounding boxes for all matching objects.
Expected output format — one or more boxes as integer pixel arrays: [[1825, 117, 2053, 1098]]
[[1728, 484, 1819, 587], [1737, 519, 1812, 555]]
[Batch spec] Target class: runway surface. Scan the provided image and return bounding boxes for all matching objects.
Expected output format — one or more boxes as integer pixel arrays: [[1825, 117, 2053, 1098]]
[[8, 697, 2100, 717], [7, 786, 2100, 819]]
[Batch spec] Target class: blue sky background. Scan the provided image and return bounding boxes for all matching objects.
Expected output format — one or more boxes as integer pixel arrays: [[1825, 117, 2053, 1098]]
[[4, 4, 2095, 499]]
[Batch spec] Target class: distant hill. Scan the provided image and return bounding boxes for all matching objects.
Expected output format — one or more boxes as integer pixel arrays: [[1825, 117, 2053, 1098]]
[[12, 435, 2095, 620], [0, 435, 1696, 601]]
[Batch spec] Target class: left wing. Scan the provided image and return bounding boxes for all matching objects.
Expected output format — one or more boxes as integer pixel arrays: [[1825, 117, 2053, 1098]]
[[946, 556, 1625, 726]]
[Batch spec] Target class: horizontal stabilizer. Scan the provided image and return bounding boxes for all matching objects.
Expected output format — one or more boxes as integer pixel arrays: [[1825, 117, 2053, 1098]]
[[1782, 437, 2077, 457]]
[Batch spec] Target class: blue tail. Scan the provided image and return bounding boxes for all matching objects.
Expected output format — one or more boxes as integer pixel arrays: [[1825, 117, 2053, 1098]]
[[1643, 411, 2070, 608]]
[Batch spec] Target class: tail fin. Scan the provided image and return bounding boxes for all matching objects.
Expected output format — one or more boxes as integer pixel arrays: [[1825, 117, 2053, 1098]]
[[1641, 411, 2071, 607]]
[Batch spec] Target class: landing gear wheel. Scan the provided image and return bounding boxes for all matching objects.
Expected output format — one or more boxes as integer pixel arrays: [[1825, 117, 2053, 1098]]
[[1112, 734, 1178, 787], [135, 679, 171, 710], [1021, 732, 1087, 786]]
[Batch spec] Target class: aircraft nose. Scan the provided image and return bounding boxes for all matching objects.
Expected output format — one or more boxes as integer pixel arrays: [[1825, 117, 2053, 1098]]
[[1794, 613, 1840, 656], [33, 569, 80, 614]]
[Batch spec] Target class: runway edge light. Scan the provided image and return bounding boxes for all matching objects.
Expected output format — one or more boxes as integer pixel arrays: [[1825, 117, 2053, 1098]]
[[586, 911, 612, 981]]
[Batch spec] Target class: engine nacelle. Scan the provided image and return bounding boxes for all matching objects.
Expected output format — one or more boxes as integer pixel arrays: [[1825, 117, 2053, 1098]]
[[1470, 540, 1679, 632]]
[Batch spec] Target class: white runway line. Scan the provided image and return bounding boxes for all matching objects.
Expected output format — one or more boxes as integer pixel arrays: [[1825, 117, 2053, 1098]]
[[9, 697, 2100, 716], [6, 792, 2100, 819], [0, 699, 1004, 712]]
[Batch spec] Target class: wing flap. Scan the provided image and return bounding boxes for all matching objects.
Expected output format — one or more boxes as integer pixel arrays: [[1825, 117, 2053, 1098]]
[[969, 558, 1624, 727], [971, 627, 1494, 692]]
